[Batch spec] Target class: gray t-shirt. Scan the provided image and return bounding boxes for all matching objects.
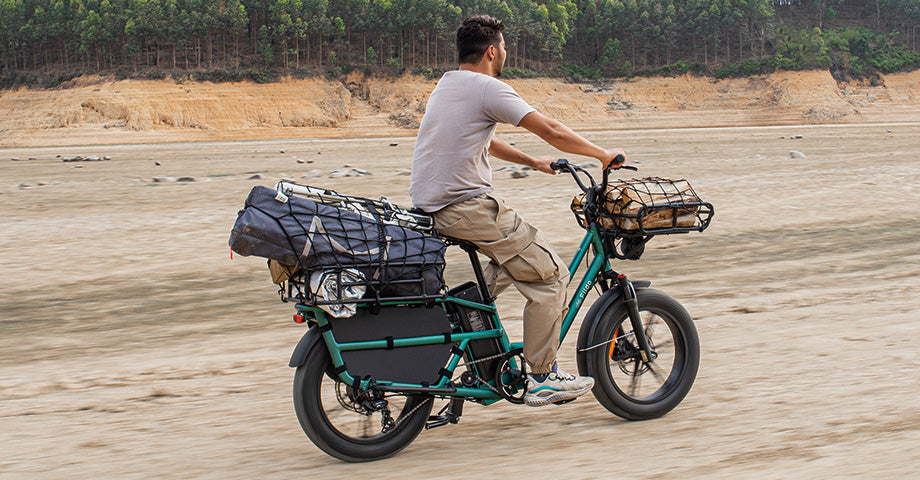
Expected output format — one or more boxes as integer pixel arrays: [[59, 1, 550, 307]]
[[410, 70, 535, 212]]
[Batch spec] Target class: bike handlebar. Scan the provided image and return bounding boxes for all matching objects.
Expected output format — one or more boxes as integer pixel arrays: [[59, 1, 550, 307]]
[[551, 155, 635, 194]]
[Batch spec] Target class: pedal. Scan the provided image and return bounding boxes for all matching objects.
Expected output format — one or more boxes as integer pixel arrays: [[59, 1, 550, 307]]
[[553, 398, 577, 406]]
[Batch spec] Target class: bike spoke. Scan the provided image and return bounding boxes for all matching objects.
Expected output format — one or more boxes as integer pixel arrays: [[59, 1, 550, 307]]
[[641, 312, 655, 332], [629, 359, 641, 396], [360, 413, 371, 438], [644, 321, 657, 343], [646, 361, 667, 385]]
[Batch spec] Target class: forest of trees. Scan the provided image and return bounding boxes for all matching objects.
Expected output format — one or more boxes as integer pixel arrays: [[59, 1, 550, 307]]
[[1, 0, 919, 83]]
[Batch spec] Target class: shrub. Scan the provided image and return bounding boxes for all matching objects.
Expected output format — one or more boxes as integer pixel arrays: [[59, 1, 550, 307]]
[[648, 61, 706, 77], [414, 67, 445, 80], [247, 68, 273, 84], [502, 68, 536, 79], [556, 64, 603, 82], [713, 57, 777, 78], [775, 26, 832, 70], [385, 57, 404, 76]]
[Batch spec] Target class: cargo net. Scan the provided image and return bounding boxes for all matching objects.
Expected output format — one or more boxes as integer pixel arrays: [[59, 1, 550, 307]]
[[571, 177, 714, 238], [275, 181, 435, 234], [230, 183, 445, 317], [277, 183, 445, 315]]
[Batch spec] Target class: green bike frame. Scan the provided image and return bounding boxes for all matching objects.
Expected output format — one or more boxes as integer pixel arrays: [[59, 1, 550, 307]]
[[295, 224, 611, 404]]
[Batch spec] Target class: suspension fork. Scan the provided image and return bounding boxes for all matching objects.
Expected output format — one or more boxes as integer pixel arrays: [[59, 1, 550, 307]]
[[615, 273, 656, 363]]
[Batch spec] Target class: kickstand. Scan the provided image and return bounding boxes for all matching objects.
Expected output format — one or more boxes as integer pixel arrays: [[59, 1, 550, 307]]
[[426, 398, 464, 429]]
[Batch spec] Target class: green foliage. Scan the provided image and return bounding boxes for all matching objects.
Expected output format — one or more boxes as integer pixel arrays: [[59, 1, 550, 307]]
[[556, 64, 603, 81], [415, 67, 446, 80], [502, 68, 536, 79], [385, 57, 404, 76], [248, 68, 274, 83], [0, 0, 918, 80], [646, 61, 706, 77], [871, 43, 920, 73], [41, 72, 81, 88], [775, 27, 832, 70], [257, 24, 274, 66], [823, 27, 920, 77], [599, 38, 631, 77], [194, 69, 249, 82], [0, 72, 37, 89], [713, 58, 778, 78]]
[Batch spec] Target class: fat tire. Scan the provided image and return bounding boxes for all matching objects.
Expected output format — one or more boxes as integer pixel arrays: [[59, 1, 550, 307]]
[[585, 288, 700, 420], [293, 341, 433, 462]]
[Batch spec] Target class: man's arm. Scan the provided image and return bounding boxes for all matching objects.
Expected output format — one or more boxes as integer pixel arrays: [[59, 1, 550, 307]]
[[488, 136, 556, 174], [517, 111, 625, 168]]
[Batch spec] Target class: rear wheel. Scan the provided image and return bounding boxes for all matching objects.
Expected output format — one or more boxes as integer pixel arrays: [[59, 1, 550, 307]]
[[293, 341, 433, 462], [585, 289, 700, 420]]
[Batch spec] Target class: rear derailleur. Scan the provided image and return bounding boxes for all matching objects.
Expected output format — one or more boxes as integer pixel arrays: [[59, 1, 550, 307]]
[[337, 382, 396, 432]]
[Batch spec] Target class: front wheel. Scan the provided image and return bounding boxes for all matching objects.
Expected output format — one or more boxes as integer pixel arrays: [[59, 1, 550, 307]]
[[583, 289, 700, 420], [293, 340, 433, 462]]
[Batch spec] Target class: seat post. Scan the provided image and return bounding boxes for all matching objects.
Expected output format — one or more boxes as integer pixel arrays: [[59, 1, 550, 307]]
[[457, 240, 493, 303]]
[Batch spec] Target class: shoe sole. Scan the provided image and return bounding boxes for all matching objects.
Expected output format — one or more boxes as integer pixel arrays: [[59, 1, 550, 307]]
[[523, 386, 592, 407]]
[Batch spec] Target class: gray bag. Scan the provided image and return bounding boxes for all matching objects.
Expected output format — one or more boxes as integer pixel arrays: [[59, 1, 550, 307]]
[[230, 186, 445, 298]]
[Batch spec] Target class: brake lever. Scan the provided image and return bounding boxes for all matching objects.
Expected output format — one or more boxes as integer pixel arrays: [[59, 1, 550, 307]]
[[552, 158, 595, 193]]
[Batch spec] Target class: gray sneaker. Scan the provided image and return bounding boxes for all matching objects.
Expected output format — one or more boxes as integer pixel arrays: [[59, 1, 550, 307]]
[[524, 365, 594, 407]]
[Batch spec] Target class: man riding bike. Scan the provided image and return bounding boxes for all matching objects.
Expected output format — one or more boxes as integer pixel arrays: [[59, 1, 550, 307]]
[[410, 14, 626, 406]]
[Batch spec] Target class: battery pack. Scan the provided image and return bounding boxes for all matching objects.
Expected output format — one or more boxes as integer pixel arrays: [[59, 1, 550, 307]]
[[447, 282, 504, 382]]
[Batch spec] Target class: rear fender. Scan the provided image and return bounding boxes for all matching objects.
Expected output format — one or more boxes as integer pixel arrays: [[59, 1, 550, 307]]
[[289, 326, 325, 368], [575, 280, 650, 376]]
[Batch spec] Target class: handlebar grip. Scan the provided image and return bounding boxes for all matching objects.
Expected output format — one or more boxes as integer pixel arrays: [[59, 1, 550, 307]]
[[606, 154, 625, 169], [605, 154, 637, 171], [550, 159, 569, 171]]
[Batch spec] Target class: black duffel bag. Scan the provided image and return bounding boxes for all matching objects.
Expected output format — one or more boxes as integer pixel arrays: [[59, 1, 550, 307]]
[[229, 186, 446, 299]]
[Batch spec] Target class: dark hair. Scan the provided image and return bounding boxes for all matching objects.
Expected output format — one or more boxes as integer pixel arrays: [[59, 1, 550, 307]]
[[456, 15, 505, 64]]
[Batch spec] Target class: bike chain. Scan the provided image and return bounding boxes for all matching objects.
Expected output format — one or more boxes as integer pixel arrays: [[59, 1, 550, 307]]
[[352, 349, 527, 432], [458, 349, 527, 400], [390, 396, 433, 430]]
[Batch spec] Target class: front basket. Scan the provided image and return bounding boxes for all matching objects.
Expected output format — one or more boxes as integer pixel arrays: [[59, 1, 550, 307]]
[[572, 177, 714, 237]]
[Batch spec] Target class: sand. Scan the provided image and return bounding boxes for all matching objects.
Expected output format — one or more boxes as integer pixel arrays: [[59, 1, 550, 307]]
[[0, 71, 919, 478]]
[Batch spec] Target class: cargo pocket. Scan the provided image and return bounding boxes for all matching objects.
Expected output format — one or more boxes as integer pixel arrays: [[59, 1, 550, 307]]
[[432, 210, 471, 237], [504, 241, 561, 284]]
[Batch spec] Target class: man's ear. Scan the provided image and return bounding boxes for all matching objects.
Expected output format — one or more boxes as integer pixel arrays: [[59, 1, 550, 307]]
[[485, 44, 496, 61]]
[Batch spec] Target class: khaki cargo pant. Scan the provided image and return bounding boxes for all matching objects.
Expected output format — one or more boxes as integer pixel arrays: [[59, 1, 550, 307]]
[[433, 193, 569, 373]]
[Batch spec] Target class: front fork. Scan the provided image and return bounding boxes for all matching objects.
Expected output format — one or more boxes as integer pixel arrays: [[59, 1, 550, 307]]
[[615, 273, 657, 363]]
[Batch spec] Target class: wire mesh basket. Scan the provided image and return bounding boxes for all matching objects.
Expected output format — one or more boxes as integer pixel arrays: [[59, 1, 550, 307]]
[[571, 177, 714, 237]]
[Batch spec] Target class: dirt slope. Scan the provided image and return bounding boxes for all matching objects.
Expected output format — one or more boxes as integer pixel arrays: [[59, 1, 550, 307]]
[[2, 70, 919, 147]]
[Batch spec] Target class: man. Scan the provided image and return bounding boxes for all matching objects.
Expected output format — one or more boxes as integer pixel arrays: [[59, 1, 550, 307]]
[[410, 15, 626, 407]]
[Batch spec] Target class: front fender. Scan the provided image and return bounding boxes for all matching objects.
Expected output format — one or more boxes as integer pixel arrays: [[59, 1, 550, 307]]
[[288, 326, 324, 368], [575, 280, 650, 376]]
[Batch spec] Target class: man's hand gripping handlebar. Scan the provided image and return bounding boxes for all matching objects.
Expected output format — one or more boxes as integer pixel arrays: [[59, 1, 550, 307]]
[[551, 154, 633, 194]]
